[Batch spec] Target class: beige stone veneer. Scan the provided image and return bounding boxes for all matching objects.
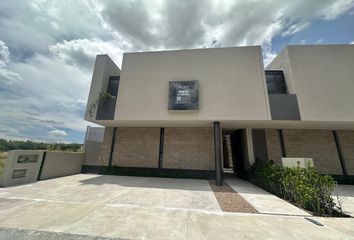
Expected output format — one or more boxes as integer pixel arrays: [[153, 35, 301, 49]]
[[336, 130, 354, 175], [163, 128, 214, 170], [112, 128, 160, 168], [264, 129, 343, 175]]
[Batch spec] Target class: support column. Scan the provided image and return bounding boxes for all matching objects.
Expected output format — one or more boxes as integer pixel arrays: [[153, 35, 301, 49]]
[[108, 127, 117, 167], [278, 129, 286, 157], [214, 122, 223, 186], [158, 128, 165, 169], [245, 128, 255, 167], [333, 130, 348, 175]]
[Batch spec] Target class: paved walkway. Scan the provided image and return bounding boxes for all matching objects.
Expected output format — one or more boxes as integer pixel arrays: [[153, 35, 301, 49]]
[[0, 174, 353, 239], [333, 184, 354, 216], [226, 177, 310, 216]]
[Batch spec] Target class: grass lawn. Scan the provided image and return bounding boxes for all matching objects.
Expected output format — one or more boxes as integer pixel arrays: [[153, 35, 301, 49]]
[[0, 152, 7, 175]]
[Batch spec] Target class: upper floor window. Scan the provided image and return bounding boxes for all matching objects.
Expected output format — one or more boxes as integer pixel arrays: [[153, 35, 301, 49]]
[[107, 76, 120, 97], [265, 70, 287, 94]]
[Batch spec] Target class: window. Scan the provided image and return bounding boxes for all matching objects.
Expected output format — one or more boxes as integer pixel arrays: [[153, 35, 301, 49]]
[[265, 71, 287, 94], [107, 76, 120, 97]]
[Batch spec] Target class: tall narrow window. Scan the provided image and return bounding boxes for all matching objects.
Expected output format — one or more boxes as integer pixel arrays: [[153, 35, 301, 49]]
[[107, 76, 120, 97], [265, 70, 287, 94]]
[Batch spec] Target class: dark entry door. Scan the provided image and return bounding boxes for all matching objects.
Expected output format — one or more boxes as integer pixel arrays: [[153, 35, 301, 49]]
[[230, 130, 247, 178]]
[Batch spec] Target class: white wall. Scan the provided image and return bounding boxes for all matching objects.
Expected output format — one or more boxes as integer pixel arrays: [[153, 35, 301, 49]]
[[0, 150, 44, 187], [85, 54, 121, 121], [39, 152, 83, 180], [266, 47, 296, 94], [115, 47, 270, 123], [268, 45, 354, 122]]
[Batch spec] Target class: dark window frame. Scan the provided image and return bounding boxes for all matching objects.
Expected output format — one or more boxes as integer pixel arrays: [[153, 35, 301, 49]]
[[265, 70, 287, 94], [107, 76, 120, 97]]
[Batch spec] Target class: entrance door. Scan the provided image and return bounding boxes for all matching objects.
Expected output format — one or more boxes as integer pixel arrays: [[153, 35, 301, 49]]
[[222, 134, 233, 174], [230, 130, 247, 179]]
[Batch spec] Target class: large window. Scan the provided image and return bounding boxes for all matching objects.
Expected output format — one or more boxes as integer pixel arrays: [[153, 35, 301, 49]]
[[265, 70, 287, 94], [107, 76, 120, 97]]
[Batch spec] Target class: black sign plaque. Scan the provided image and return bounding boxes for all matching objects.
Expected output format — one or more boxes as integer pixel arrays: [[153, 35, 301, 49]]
[[168, 80, 199, 110], [17, 154, 39, 163]]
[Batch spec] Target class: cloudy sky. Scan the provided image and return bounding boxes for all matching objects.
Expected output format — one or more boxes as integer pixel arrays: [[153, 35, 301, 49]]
[[0, 0, 354, 143]]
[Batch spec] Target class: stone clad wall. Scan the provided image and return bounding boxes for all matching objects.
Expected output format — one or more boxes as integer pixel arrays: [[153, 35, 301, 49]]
[[85, 127, 214, 171], [264, 129, 282, 165], [336, 130, 354, 175], [282, 130, 342, 175], [83, 140, 103, 166], [264, 129, 348, 175], [96, 127, 114, 166], [112, 128, 160, 168], [163, 128, 214, 170]]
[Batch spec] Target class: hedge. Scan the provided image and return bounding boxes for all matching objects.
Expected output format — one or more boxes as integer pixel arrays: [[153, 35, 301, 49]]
[[251, 161, 341, 216]]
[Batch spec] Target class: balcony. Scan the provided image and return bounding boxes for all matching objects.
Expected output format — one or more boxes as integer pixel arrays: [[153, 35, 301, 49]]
[[96, 97, 116, 120], [268, 94, 301, 120]]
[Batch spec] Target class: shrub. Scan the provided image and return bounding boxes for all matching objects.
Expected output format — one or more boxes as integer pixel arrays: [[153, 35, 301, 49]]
[[251, 161, 336, 216]]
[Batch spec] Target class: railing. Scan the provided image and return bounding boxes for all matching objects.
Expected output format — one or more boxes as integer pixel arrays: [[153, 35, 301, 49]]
[[96, 98, 116, 120]]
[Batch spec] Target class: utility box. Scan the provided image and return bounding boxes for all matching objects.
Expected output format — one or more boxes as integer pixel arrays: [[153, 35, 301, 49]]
[[281, 157, 314, 169], [0, 150, 44, 187]]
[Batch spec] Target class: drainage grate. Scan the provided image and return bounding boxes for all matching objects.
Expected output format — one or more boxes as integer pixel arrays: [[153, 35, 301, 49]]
[[304, 217, 324, 226]]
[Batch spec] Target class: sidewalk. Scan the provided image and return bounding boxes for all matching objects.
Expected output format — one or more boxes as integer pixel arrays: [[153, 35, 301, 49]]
[[226, 177, 310, 216], [0, 174, 353, 239]]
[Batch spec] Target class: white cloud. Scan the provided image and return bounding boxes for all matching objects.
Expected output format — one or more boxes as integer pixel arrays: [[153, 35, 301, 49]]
[[0, 0, 353, 142], [0, 51, 90, 142], [300, 39, 307, 45], [0, 40, 10, 67], [50, 129, 68, 137], [263, 49, 278, 67], [98, 0, 354, 50], [281, 23, 310, 37], [315, 39, 324, 44], [0, 68, 23, 84], [0, 40, 23, 84], [49, 38, 124, 69], [321, 0, 354, 20]]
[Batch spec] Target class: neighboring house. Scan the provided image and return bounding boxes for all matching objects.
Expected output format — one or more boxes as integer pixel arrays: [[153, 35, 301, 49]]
[[83, 45, 354, 185]]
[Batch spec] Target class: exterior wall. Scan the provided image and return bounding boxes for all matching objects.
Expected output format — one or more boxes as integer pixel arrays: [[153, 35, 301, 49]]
[[268, 45, 354, 122], [0, 150, 44, 187], [282, 130, 342, 175], [85, 55, 120, 121], [266, 47, 296, 94], [336, 130, 354, 175], [92, 127, 114, 166], [244, 128, 255, 170], [112, 128, 160, 168], [83, 127, 104, 166], [83, 127, 215, 171], [264, 129, 354, 175], [82, 140, 102, 166], [40, 152, 83, 180], [252, 129, 268, 163], [264, 129, 282, 165], [83, 140, 102, 166], [268, 94, 300, 120], [163, 128, 214, 170], [116, 47, 270, 122]]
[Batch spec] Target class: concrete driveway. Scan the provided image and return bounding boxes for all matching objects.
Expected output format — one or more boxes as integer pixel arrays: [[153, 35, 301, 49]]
[[333, 184, 354, 216], [0, 174, 353, 240]]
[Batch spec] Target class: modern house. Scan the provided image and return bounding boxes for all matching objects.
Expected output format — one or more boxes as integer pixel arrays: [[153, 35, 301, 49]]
[[83, 45, 354, 185]]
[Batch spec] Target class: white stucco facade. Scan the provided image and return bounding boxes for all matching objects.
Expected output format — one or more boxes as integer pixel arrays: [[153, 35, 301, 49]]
[[267, 45, 354, 122], [116, 47, 270, 123], [82, 45, 354, 179]]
